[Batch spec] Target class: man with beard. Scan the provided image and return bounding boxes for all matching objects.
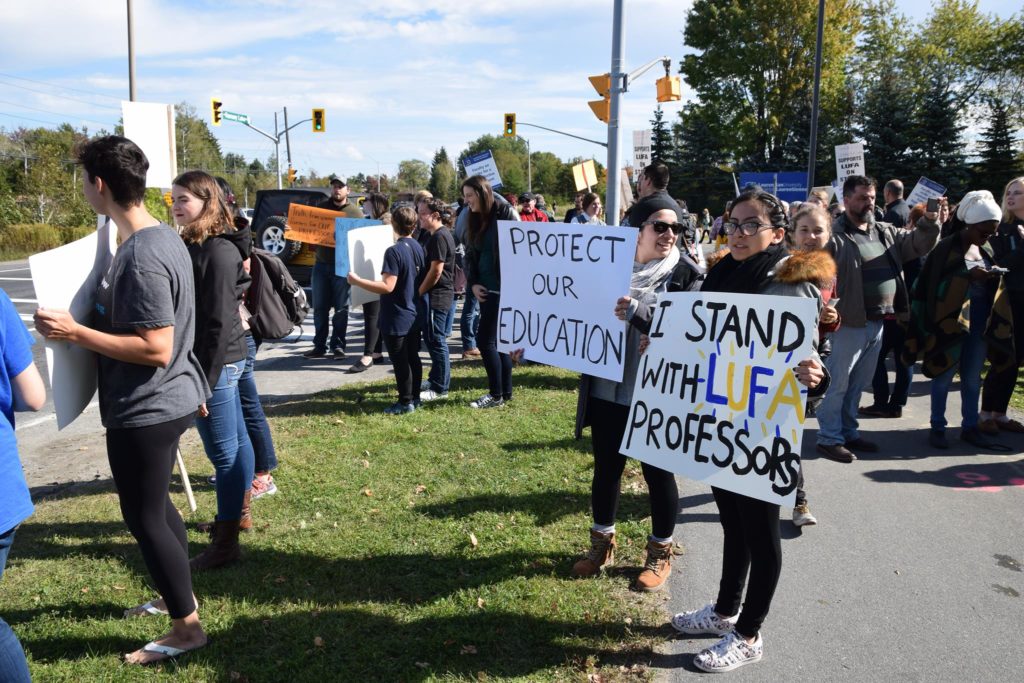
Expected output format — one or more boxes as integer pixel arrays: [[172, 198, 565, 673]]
[[815, 175, 940, 463]]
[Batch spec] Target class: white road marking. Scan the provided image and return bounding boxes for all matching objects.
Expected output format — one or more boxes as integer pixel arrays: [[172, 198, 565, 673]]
[[10, 298, 37, 304], [16, 400, 99, 431], [0, 277, 33, 281], [0, 267, 30, 273]]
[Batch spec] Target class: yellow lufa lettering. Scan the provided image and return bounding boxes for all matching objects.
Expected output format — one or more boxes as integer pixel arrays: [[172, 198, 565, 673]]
[[726, 362, 751, 412], [766, 371, 805, 423]]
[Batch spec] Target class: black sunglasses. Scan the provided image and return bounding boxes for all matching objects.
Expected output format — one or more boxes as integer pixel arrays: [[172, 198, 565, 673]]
[[643, 220, 685, 235]]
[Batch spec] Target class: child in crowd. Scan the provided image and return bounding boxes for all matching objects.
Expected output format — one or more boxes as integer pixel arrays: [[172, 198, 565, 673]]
[[347, 207, 426, 414]]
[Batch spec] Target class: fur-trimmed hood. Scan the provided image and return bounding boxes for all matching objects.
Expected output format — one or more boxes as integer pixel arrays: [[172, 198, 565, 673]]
[[773, 249, 836, 287]]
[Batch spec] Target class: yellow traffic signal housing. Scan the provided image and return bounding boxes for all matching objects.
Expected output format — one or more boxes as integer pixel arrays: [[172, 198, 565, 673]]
[[503, 113, 516, 137], [588, 73, 611, 123], [312, 108, 325, 133], [163, 191, 172, 206], [211, 98, 223, 126], [287, 167, 297, 184], [656, 75, 682, 102]]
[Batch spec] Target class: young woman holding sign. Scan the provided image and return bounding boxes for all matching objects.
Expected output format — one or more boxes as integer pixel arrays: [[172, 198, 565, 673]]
[[462, 175, 519, 409], [572, 200, 702, 592], [671, 188, 827, 673]]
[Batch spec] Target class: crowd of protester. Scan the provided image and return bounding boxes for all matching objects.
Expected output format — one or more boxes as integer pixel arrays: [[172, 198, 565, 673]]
[[1, 134, 1022, 675]]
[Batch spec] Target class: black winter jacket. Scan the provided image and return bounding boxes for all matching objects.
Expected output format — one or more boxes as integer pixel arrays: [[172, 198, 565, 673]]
[[464, 201, 519, 290]]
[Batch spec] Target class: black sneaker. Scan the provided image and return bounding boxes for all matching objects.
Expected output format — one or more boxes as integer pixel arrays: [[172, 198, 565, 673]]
[[331, 349, 346, 360], [928, 430, 949, 449], [303, 348, 326, 359]]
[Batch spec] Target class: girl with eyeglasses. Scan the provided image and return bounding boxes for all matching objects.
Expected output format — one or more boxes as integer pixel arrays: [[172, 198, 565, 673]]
[[572, 201, 702, 592], [671, 189, 828, 673]]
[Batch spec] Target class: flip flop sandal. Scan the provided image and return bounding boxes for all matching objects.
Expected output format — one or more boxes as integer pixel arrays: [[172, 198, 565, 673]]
[[124, 600, 169, 618], [130, 638, 208, 665]]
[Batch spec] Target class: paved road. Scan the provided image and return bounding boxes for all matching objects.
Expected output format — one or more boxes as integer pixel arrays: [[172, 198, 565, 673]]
[[657, 375, 1024, 681]]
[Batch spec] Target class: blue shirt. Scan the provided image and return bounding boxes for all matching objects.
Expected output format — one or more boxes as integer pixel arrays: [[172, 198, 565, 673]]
[[380, 237, 425, 336], [0, 290, 36, 534]]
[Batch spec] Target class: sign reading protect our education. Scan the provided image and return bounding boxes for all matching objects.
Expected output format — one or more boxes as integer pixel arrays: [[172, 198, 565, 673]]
[[834, 142, 865, 186], [496, 220, 638, 382], [286, 204, 345, 247], [621, 292, 817, 506]]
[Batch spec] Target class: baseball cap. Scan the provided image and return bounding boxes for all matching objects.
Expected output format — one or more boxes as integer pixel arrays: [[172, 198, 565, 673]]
[[328, 174, 347, 187]]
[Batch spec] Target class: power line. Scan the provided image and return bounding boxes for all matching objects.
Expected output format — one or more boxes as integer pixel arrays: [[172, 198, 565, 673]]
[[0, 72, 124, 102], [0, 78, 122, 111], [0, 99, 117, 128]]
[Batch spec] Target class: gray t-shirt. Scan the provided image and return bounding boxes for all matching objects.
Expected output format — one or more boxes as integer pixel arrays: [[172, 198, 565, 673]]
[[93, 224, 209, 429]]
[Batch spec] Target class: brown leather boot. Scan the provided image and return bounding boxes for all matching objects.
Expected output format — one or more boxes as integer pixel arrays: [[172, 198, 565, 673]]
[[570, 530, 616, 578], [189, 520, 241, 571], [239, 490, 252, 531], [635, 539, 672, 591]]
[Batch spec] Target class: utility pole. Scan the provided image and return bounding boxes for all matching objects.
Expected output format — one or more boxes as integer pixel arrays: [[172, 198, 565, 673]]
[[806, 0, 826, 190], [520, 136, 532, 192], [127, 0, 136, 101], [605, 0, 625, 226], [273, 112, 281, 189], [283, 106, 293, 185]]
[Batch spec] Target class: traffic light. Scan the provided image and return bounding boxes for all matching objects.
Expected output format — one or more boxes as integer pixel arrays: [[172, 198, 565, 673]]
[[163, 191, 172, 207], [312, 108, 325, 133], [588, 73, 610, 123], [211, 98, 223, 126], [503, 113, 516, 137], [287, 167, 297, 184], [656, 75, 682, 102]]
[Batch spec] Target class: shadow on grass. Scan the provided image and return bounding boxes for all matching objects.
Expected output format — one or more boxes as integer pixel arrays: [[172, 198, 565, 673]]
[[21, 607, 668, 680], [416, 490, 653, 527], [500, 435, 590, 454]]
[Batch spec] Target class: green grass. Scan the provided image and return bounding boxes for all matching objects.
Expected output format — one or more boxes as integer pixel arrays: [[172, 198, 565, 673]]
[[5, 364, 673, 682]]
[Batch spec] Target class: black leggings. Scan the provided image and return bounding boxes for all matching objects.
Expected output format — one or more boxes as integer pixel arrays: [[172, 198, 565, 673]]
[[712, 487, 782, 639], [106, 413, 195, 619], [361, 301, 384, 357], [385, 329, 423, 404], [477, 294, 512, 399], [589, 398, 679, 539], [981, 295, 1024, 413]]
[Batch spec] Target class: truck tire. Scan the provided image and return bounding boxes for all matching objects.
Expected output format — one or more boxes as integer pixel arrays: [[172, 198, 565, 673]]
[[256, 216, 303, 262]]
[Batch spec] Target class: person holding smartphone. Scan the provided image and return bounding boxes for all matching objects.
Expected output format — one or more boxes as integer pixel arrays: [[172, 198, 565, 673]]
[[903, 191, 1010, 450]]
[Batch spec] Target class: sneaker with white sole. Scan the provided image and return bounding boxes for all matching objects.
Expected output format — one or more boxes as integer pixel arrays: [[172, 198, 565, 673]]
[[469, 394, 504, 409], [420, 389, 448, 402], [383, 401, 416, 415], [670, 603, 738, 636], [693, 631, 763, 673], [250, 475, 278, 500], [792, 503, 817, 527]]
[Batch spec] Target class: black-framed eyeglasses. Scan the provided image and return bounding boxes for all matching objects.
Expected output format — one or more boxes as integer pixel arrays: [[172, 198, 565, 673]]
[[643, 220, 684, 235], [722, 220, 774, 236]]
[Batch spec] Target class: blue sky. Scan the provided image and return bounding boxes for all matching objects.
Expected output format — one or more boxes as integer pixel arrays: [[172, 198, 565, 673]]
[[0, 0, 1018, 185]]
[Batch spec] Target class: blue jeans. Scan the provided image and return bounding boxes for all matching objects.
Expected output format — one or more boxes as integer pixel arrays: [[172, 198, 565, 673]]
[[196, 361, 255, 520], [240, 335, 277, 473], [460, 295, 480, 351], [930, 285, 992, 431], [0, 527, 31, 683], [817, 321, 884, 446], [423, 304, 456, 393], [312, 261, 350, 353]]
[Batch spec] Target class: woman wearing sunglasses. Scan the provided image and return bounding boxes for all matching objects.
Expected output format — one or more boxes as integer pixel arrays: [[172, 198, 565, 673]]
[[572, 200, 702, 592], [671, 188, 828, 673]]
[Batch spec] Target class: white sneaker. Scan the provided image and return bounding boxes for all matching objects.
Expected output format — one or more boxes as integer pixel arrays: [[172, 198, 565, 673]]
[[670, 603, 738, 636], [693, 631, 763, 673], [420, 389, 448, 402], [792, 504, 817, 527], [469, 394, 504, 409]]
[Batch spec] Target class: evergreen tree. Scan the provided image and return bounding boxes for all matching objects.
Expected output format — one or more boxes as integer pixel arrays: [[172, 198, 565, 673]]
[[672, 104, 734, 213], [650, 106, 672, 162], [858, 67, 916, 187], [972, 99, 1023, 199], [428, 147, 458, 200], [909, 72, 967, 197]]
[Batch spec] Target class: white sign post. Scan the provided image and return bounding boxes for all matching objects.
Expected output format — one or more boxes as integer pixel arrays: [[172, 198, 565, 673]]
[[462, 150, 503, 190], [834, 143, 865, 186], [620, 292, 817, 506], [496, 220, 638, 382], [905, 177, 947, 207], [633, 130, 652, 169]]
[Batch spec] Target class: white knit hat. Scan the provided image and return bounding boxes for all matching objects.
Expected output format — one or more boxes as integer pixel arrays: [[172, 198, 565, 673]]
[[956, 190, 1002, 224]]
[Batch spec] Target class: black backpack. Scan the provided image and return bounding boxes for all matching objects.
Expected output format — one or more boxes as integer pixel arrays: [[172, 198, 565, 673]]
[[245, 248, 309, 340]]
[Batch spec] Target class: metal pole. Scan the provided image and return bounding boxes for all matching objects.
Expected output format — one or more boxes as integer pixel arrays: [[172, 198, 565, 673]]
[[806, 0, 825, 190], [526, 138, 532, 192], [605, 0, 625, 226], [274, 112, 282, 190], [127, 0, 136, 101], [283, 106, 293, 185]]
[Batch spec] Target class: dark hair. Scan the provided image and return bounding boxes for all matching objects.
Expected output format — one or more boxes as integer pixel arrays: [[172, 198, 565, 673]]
[[424, 197, 455, 228], [74, 135, 149, 209], [173, 170, 235, 243], [581, 192, 600, 212], [842, 175, 876, 198], [731, 188, 788, 229], [364, 192, 390, 221], [643, 161, 670, 190], [461, 175, 495, 246], [392, 206, 417, 236]]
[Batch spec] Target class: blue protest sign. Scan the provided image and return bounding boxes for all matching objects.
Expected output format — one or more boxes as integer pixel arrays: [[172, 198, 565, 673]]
[[738, 172, 808, 203]]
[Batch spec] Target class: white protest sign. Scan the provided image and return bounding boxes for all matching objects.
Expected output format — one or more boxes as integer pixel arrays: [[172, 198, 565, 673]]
[[905, 176, 946, 207], [496, 220, 637, 382], [462, 150, 503, 190], [121, 101, 176, 188], [347, 224, 395, 306], [620, 292, 817, 506], [834, 143, 865, 186], [633, 130, 652, 169], [572, 159, 599, 192], [29, 220, 117, 429]]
